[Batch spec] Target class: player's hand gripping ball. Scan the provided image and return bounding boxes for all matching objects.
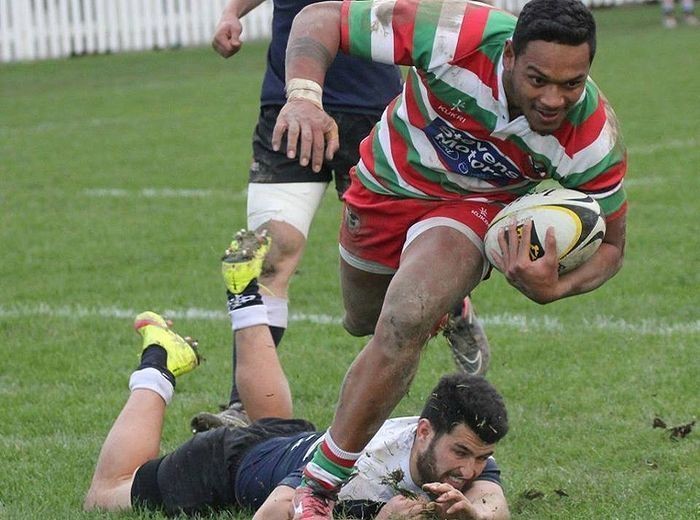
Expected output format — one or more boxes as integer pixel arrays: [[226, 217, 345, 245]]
[[484, 188, 606, 274]]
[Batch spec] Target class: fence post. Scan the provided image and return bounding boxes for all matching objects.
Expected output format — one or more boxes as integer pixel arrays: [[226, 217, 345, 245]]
[[0, 0, 10, 61]]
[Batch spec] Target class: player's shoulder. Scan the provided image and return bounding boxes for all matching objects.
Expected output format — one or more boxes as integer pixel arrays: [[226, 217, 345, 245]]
[[567, 78, 617, 125], [374, 416, 419, 437], [363, 417, 417, 452], [451, 3, 515, 64]]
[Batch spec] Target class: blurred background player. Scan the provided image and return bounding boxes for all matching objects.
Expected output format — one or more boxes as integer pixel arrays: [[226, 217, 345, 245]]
[[192, 0, 493, 431], [662, 0, 699, 27]]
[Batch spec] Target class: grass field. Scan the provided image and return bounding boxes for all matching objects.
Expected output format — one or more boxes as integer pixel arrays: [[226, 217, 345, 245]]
[[1, 3, 698, 519]]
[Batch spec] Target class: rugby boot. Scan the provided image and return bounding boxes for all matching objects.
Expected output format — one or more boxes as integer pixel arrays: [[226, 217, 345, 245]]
[[221, 228, 270, 293], [133, 311, 201, 377], [443, 296, 491, 376], [290, 485, 335, 520], [190, 402, 250, 433]]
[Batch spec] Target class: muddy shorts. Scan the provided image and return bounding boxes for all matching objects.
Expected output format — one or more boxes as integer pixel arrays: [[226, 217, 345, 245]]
[[130, 418, 316, 516], [339, 173, 505, 276], [250, 105, 381, 198]]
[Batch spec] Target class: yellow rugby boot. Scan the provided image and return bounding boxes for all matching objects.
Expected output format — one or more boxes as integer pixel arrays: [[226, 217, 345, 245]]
[[221, 229, 271, 293], [133, 312, 201, 377]]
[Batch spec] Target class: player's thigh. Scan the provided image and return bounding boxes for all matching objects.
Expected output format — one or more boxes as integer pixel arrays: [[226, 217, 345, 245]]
[[374, 226, 484, 346], [247, 182, 328, 240], [247, 184, 328, 295], [133, 429, 239, 515], [340, 190, 499, 339], [326, 111, 381, 198], [339, 182, 496, 276], [248, 105, 333, 237], [84, 477, 133, 511]]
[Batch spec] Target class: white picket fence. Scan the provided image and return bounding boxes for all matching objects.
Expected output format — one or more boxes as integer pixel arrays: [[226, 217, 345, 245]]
[[0, 0, 273, 62], [0, 0, 650, 63]]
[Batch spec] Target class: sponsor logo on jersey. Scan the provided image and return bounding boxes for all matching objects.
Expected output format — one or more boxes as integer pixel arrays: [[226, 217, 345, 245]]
[[527, 155, 549, 178], [423, 119, 521, 184], [471, 206, 490, 226], [345, 207, 361, 233]]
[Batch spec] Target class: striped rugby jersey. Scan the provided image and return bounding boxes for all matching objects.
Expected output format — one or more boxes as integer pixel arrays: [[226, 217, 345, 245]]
[[339, 0, 627, 217]]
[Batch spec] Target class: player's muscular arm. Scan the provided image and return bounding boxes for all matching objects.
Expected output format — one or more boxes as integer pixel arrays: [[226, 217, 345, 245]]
[[555, 212, 626, 298], [463, 481, 511, 520], [212, 0, 267, 57], [284, 2, 341, 85], [272, 2, 343, 171], [375, 495, 430, 519], [423, 481, 510, 520], [499, 214, 626, 304]]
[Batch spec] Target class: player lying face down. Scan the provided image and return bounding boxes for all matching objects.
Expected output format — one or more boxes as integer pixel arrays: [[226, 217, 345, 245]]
[[85, 312, 510, 520], [254, 373, 510, 520]]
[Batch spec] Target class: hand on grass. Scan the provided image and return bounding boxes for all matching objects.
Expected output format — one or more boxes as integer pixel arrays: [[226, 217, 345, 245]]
[[423, 482, 486, 519], [376, 495, 432, 519]]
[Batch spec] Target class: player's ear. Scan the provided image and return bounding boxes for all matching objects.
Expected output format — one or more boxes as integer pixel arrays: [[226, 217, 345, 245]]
[[503, 40, 515, 71], [416, 418, 435, 443]]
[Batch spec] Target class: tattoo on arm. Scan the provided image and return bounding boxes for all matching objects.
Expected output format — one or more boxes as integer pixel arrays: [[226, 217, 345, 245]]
[[286, 36, 334, 70]]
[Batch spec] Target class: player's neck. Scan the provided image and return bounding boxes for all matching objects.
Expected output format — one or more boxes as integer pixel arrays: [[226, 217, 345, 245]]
[[501, 71, 523, 121]]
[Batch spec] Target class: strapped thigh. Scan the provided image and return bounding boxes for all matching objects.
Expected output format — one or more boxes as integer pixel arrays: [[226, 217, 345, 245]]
[[247, 182, 328, 238]]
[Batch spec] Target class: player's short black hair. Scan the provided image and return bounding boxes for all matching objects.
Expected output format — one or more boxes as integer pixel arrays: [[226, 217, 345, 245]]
[[420, 373, 508, 444], [512, 0, 597, 62]]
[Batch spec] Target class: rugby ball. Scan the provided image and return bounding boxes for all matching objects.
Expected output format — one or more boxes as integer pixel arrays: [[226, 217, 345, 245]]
[[484, 188, 606, 274]]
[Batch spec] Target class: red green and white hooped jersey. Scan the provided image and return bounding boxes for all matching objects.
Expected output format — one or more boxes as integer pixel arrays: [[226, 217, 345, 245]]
[[339, 0, 627, 218]]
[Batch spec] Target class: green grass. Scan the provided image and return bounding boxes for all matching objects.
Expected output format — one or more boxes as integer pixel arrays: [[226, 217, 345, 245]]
[[1, 4, 698, 519]]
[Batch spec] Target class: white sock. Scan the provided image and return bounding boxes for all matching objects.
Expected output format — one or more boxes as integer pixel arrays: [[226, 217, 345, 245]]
[[229, 304, 270, 330], [128, 367, 174, 404], [262, 295, 289, 328], [324, 430, 364, 461]]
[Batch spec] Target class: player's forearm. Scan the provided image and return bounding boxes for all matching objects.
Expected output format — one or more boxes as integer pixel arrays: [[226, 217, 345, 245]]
[[252, 485, 294, 520], [464, 482, 511, 520], [222, 0, 267, 19], [555, 213, 626, 300], [285, 2, 342, 87], [471, 492, 511, 520]]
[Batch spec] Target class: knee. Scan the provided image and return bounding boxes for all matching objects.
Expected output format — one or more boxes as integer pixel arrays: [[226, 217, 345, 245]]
[[253, 223, 306, 289], [83, 485, 107, 511], [342, 299, 383, 336], [267, 227, 305, 259], [83, 489, 97, 511], [373, 302, 435, 352], [342, 313, 376, 337], [84, 476, 133, 512]]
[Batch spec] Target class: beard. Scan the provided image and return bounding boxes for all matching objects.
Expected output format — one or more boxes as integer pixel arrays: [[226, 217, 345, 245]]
[[415, 436, 441, 486], [415, 436, 470, 493]]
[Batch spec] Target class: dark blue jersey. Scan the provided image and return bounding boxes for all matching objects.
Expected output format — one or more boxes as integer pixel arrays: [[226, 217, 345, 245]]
[[260, 0, 403, 114], [235, 431, 323, 509], [233, 419, 503, 515]]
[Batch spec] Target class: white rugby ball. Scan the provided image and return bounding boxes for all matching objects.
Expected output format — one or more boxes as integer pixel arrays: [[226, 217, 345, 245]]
[[484, 188, 606, 274]]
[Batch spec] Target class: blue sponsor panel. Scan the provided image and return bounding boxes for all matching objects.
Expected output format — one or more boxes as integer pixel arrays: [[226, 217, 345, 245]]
[[423, 119, 522, 185]]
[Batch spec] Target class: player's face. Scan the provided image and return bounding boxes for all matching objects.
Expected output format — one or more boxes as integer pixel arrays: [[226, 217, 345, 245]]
[[415, 423, 495, 492], [503, 39, 591, 135]]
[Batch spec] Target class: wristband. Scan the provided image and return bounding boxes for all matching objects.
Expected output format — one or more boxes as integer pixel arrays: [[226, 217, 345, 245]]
[[286, 78, 324, 110]]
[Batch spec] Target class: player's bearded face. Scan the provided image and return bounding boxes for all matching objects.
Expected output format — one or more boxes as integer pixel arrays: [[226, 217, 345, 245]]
[[416, 435, 458, 489], [415, 434, 474, 492], [415, 424, 495, 491], [504, 40, 591, 135]]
